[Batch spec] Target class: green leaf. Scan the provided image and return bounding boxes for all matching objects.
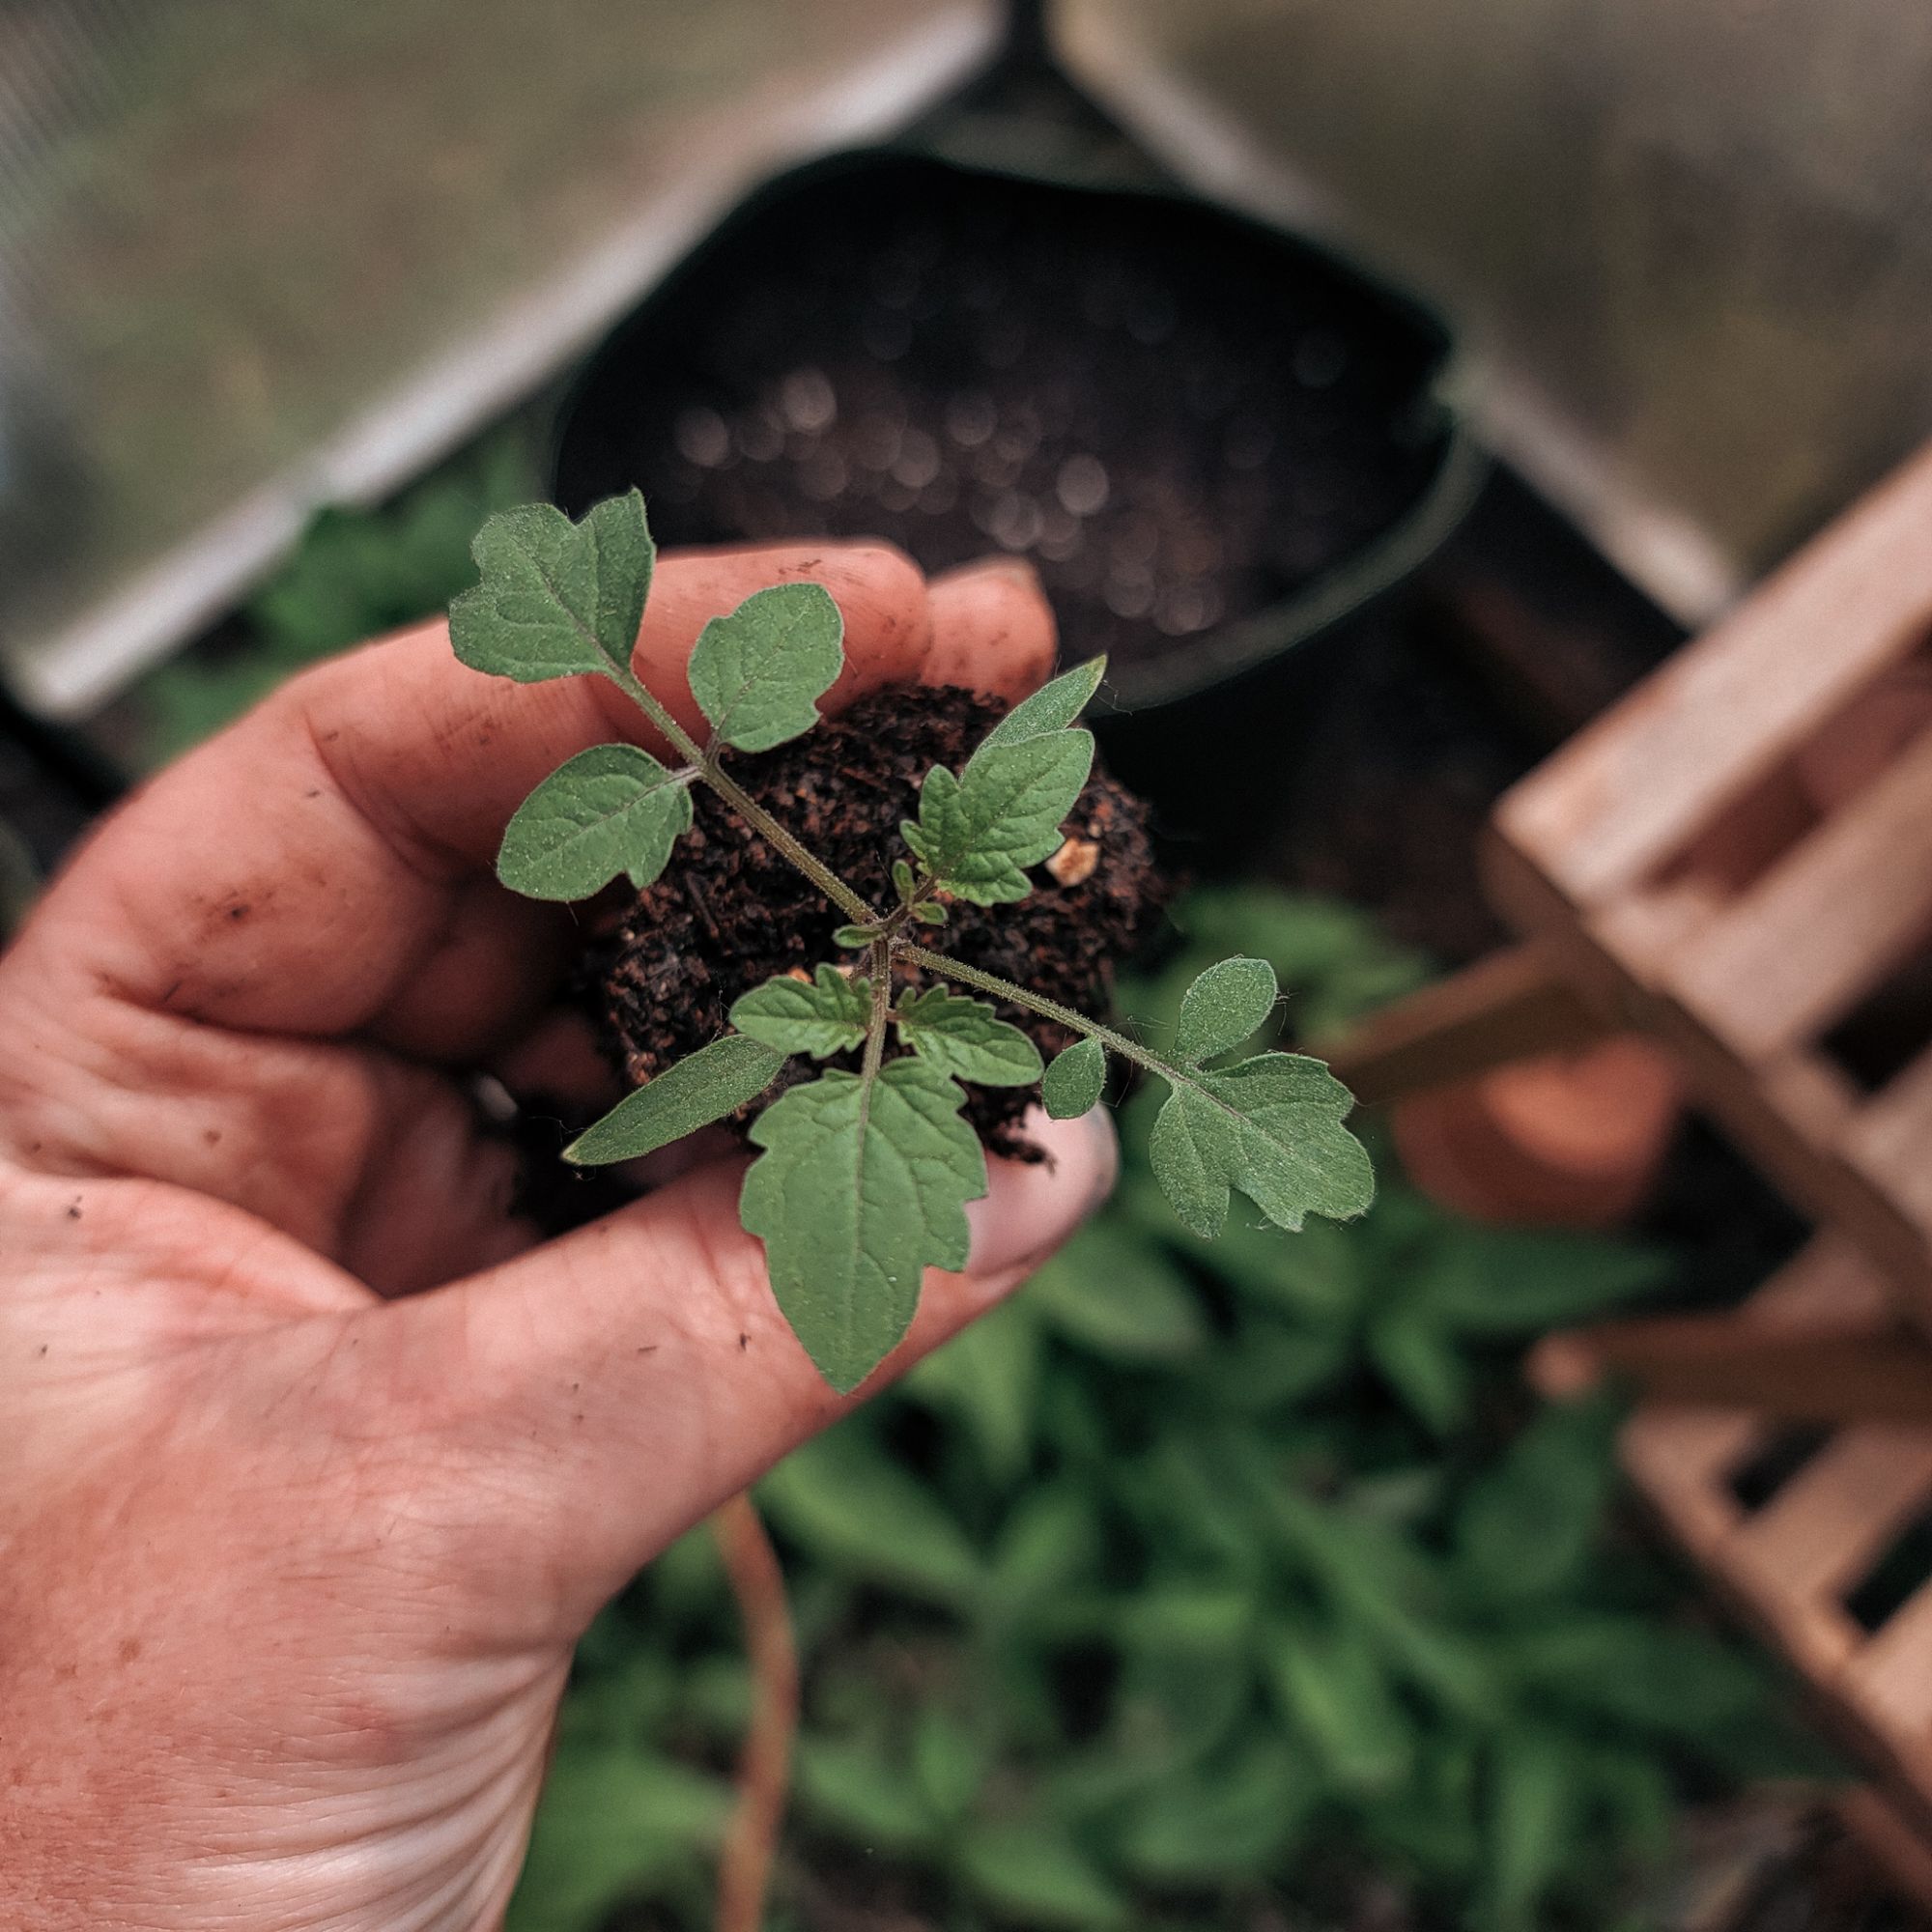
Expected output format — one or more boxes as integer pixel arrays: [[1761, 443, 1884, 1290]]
[[1173, 955, 1279, 1064], [1481, 1731, 1579, 1931], [1148, 1052, 1373, 1237], [565, 1035, 786, 1164], [956, 1822, 1128, 1930], [902, 1296, 1040, 1485], [1413, 1225, 1675, 1335], [1264, 1618, 1415, 1792], [1027, 1222, 1207, 1361], [901, 730, 1094, 905], [832, 923, 876, 949], [1453, 1399, 1619, 1601], [741, 1059, 987, 1391], [985, 1481, 1099, 1616], [758, 1422, 980, 1605], [1367, 1312, 1471, 1435], [1507, 1617, 1776, 1741], [730, 966, 871, 1058], [895, 986, 1042, 1086], [912, 1710, 989, 1823], [1113, 1738, 1312, 1882], [972, 654, 1107, 757], [450, 490, 652, 683], [686, 580, 843, 752], [495, 744, 692, 899], [1041, 1037, 1106, 1119], [795, 1734, 939, 1853]]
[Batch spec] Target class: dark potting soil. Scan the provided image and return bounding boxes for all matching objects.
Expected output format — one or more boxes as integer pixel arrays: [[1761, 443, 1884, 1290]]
[[579, 683, 1166, 1159], [553, 161, 1446, 686]]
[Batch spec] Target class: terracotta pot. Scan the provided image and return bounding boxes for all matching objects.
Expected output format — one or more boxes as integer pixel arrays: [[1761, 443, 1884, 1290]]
[[1392, 1034, 1683, 1228]]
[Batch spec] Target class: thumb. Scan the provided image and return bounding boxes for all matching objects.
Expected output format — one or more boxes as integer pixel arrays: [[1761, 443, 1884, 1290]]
[[380, 1107, 1116, 1630]]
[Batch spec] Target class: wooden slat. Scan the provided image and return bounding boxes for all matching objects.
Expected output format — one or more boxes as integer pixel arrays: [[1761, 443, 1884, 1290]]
[[1496, 440, 1932, 906], [1728, 1430, 1932, 1605], [1318, 939, 1607, 1105], [1836, 1785, 1932, 1913], [1622, 1408, 1758, 1552], [1851, 1044, 1932, 1237], [1847, 1581, 1932, 1735], [1664, 725, 1932, 1061], [1752, 1232, 1894, 1325]]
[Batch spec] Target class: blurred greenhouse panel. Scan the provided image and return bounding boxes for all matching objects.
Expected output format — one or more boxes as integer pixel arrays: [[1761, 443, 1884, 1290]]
[[0, 0, 996, 715], [1060, 0, 1932, 619]]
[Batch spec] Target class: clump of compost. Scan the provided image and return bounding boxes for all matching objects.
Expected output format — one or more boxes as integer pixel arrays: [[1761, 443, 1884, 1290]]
[[581, 684, 1165, 1159]]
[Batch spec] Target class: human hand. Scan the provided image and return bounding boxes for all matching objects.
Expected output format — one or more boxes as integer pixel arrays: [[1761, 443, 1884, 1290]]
[[0, 545, 1115, 1930]]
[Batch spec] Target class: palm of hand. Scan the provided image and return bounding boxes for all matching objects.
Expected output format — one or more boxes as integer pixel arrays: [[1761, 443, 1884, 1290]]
[[0, 547, 1108, 1930]]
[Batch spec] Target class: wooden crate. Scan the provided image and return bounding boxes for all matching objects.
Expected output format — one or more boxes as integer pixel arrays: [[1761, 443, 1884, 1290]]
[[1482, 444, 1932, 1321], [1539, 1235, 1932, 1907]]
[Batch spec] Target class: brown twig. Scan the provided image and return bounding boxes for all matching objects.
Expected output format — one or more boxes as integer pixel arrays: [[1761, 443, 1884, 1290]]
[[712, 1491, 800, 1932]]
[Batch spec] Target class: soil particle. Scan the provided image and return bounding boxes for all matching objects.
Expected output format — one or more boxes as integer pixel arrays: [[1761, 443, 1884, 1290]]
[[580, 683, 1166, 1158]]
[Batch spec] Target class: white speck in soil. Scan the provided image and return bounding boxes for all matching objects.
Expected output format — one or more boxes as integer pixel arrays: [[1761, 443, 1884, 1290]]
[[734, 410, 784, 464], [1156, 581, 1225, 636], [1055, 454, 1110, 518], [988, 493, 1043, 553], [891, 429, 941, 491], [945, 391, 997, 447], [779, 367, 838, 433], [674, 407, 731, 469]]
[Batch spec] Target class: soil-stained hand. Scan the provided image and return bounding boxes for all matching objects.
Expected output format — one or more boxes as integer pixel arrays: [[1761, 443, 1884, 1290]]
[[0, 543, 1112, 1930]]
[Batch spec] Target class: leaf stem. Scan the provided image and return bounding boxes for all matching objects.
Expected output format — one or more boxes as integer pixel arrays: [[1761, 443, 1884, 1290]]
[[607, 664, 879, 924], [901, 943, 1169, 1080], [861, 940, 893, 1085]]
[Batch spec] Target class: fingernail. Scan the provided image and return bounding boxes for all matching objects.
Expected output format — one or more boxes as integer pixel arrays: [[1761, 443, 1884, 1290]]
[[932, 554, 1043, 594]]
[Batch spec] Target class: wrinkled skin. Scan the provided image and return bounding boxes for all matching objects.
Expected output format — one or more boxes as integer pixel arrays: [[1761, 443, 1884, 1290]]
[[0, 546, 1113, 1931]]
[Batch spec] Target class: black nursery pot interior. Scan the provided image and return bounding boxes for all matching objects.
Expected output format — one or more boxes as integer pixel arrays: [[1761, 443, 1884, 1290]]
[[552, 152, 1457, 855]]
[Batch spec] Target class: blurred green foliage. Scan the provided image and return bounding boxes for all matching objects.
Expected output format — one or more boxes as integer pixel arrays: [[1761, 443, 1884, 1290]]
[[131, 430, 537, 767], [509, 887, 1825, 1932]]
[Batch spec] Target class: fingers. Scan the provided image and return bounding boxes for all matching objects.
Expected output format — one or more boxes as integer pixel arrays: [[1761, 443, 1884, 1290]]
[[0, 544, 931, 1060], [923, 557, 1058, 702], [382, 1108, 1117, 1634]]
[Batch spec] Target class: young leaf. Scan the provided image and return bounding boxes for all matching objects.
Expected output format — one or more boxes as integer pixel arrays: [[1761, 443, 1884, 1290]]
[[1173, 955, 1278, 1064], [895, 986, 1042, 1086], [1041, 1037, 1106, 1119], [565, 1035, 786, 1164], [1149, 1052, 1373, 1237], [832, 923, 876, 950], [741, 1059, 987, 1391], [449, 490, 651, 682], [731, 966, 871, 1058], [901, 731, 1094, 905], [687, 581, 843, 752], [972, 654, 1107, 758], [496, 744, 692, 899]]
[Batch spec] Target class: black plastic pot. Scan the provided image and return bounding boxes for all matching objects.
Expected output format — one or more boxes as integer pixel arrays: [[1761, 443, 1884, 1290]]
[[552, 60, 1472, 865]]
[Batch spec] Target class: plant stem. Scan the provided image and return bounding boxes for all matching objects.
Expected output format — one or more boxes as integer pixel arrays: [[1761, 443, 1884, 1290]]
[[711, 1492, 799, 1932], [861, 939, 892, 1084], [608, 664, 879, 924], [901, 943, 1170, 1078]]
